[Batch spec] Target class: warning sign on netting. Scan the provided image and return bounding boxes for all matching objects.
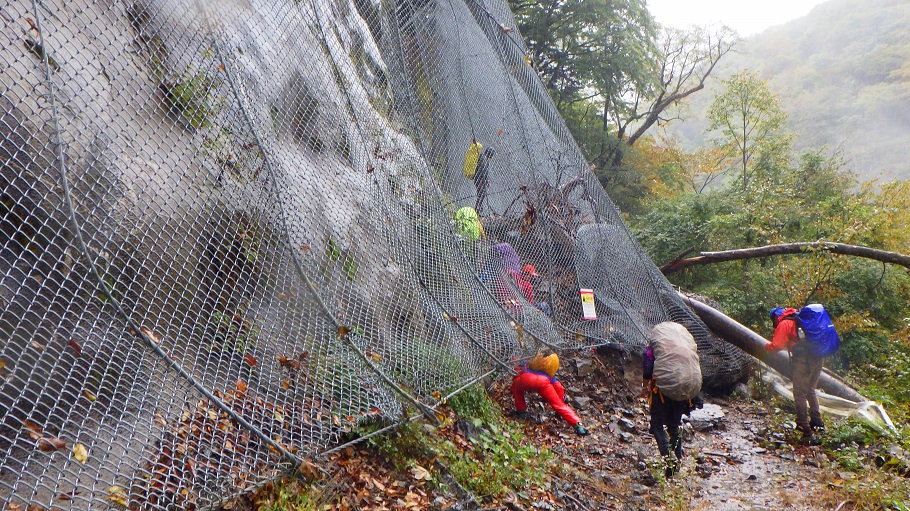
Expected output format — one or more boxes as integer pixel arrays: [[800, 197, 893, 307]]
[[579, 289, 597, 320]]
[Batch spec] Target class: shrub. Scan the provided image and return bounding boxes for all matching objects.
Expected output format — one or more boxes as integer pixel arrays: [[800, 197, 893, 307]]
[[446, 384, 499, 422], [436, 420, 551, 498]]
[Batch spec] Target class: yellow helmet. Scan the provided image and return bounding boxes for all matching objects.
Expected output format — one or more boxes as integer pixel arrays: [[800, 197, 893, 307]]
[[528, 353, 559, 378]]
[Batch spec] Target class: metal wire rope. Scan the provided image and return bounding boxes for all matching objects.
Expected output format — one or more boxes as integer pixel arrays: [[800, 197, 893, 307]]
[[28, 0, 303, 473]]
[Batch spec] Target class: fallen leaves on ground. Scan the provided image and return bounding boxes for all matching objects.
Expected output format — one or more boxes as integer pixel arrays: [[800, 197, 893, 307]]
[[37, 437, 66, 452], [107, 485, 128, 506], [72, 443, 88, 463]]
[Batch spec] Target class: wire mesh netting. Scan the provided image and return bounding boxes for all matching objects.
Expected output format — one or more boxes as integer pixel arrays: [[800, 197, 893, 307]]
[[0, 0, 751, 508]]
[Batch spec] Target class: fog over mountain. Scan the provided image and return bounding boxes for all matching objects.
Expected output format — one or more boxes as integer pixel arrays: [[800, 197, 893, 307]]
[[668, 0, 910, 181]]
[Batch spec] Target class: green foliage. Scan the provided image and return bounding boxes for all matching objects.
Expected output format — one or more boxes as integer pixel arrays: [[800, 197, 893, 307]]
[[631, 95, 910, 424], [309, 348, 376, 421], [162, 72, 220, 129], [834, 330, 890, 372], [446, 384, 500, 422], [508, 0, 660, 175], [843, 347, 910, 421], [358, 419, 434, 471], [509, 0, 737, 211], [389, 335, 465, 394], [650, 463, 695, 511], [832, 468, 910, 511], [829, 445, 865, 472], [707, 71, 792, 195], [210, 305, 261, 353], [508, 0, 657, 110], [435, 420, 552, 498], [254, 477, 326, 511], [324, 237, 358, 282], [632, 193, 728, 265], [354, 387, 550, 498], [825, 418, 881, 449]]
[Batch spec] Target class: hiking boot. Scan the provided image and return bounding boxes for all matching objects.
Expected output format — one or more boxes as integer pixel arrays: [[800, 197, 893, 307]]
[[799, 431, 821, 446], [575, 424, 589, 436], [810, 420, 826, 433]]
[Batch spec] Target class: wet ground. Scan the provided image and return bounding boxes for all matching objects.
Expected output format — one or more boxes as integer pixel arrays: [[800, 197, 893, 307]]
[[488, 350, 843, 511], [225, 349, 853, 511]]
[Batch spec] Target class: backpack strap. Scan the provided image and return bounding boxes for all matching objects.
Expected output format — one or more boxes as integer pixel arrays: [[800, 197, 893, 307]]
[[648, 385, 664, 407]]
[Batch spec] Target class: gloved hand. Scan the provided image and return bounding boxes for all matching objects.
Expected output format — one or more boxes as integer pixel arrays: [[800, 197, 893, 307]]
[[575, 424, 589, 436]]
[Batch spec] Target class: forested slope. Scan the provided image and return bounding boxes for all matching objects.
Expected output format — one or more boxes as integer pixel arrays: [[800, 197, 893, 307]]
[[671, 0, 910, 180]]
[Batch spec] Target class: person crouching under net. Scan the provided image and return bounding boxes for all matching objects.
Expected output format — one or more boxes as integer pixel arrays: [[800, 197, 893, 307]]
[[511, 353, 588, 435]]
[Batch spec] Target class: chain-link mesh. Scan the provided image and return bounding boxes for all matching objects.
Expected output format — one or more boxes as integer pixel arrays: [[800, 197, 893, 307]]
[[0, 0, 751, 508]]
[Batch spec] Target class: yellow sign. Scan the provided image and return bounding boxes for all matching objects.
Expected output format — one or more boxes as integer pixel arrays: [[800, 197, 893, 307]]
[[579, 288, 597, 320]]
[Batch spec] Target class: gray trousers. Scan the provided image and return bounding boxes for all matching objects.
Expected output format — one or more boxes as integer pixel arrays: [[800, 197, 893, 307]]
[[790, 347, 823, 430]]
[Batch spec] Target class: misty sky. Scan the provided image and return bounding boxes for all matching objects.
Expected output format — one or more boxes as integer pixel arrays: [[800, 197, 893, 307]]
[[647, 0, 830, 36]]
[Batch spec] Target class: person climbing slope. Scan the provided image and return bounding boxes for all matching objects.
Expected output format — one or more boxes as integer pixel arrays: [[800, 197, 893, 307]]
[[472, 147, 495, 215], [641, 322, 702, 477], [508, 264, 552, 316], [511, 353, 589, 435], [767, 306, 826, 446]]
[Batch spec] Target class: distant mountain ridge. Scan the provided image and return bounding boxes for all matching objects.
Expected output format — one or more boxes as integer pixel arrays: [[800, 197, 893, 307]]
[[669, 0, 910, 180]]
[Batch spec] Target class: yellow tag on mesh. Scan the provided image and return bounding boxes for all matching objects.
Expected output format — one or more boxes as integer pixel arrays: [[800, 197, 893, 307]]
[[463, 141, 482, 179]]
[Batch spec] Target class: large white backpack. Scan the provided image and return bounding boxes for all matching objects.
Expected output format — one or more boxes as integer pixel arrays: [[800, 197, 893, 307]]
[[650, 322, 702, 401]]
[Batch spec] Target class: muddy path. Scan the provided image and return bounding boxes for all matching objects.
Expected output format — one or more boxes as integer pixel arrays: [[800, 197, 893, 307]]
[[490, 350, 843, 511], [224, 349, 855, 511]]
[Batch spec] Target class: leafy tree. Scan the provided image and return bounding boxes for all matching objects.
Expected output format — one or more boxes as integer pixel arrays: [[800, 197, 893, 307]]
[[508, 0, 735, 200], [605, 27, 737, 168], [707, 71, 792, 193], [508, 0, 658, 111], [631, 128, 910, 418], [625, 131, 730, 198]]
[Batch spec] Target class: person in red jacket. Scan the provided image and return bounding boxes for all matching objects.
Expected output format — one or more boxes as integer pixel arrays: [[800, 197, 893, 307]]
[[511, 354, 588, 435], [766, 307, 824, 445], [508, 264, 553, 317]]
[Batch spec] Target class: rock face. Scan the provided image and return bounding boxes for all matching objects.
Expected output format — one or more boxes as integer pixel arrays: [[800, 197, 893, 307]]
[[1, 1, 448, 507], [0, 0, 750, 508]]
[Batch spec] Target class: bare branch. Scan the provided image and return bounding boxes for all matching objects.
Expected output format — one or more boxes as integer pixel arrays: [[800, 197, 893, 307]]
[[625, 26, 737, 147]]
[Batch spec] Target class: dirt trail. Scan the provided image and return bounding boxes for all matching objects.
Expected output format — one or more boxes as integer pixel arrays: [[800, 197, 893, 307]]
[[494, 351, 841, 511], [684, 403, 834, 510], [224, 350, 848, 511]]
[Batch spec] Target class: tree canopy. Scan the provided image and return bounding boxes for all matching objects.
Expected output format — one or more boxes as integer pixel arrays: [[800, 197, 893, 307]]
[[508, 0, 735, 204]]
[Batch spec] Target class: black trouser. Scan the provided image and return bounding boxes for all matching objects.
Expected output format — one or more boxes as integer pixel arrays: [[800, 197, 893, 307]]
[[649, 391, 687, 461]]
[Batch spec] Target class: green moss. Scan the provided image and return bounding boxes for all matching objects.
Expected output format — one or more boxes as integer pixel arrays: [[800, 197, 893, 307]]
[[324, 237, 358, 282], [209, 305, 261, 353], [160, 72, 219, 129], [389, 335, 465, 394], [253, 477, 327, 511]]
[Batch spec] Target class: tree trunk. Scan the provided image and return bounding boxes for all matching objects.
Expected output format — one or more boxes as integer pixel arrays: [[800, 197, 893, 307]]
[[678, 292, 866, 403], [661, 242, 910, 274]]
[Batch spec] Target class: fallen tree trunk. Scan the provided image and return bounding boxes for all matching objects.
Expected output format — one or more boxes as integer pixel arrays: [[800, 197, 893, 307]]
[[677, 292, 865, 402], [661, 242, 910, 274]]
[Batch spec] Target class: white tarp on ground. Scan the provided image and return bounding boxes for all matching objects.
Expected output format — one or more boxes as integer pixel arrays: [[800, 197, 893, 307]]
[[758, 362, 896, 432]]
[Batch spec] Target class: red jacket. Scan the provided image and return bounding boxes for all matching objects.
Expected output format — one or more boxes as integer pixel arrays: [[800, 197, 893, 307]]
[[766, 307, 800, 352], [510, 270, 534, 302]]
